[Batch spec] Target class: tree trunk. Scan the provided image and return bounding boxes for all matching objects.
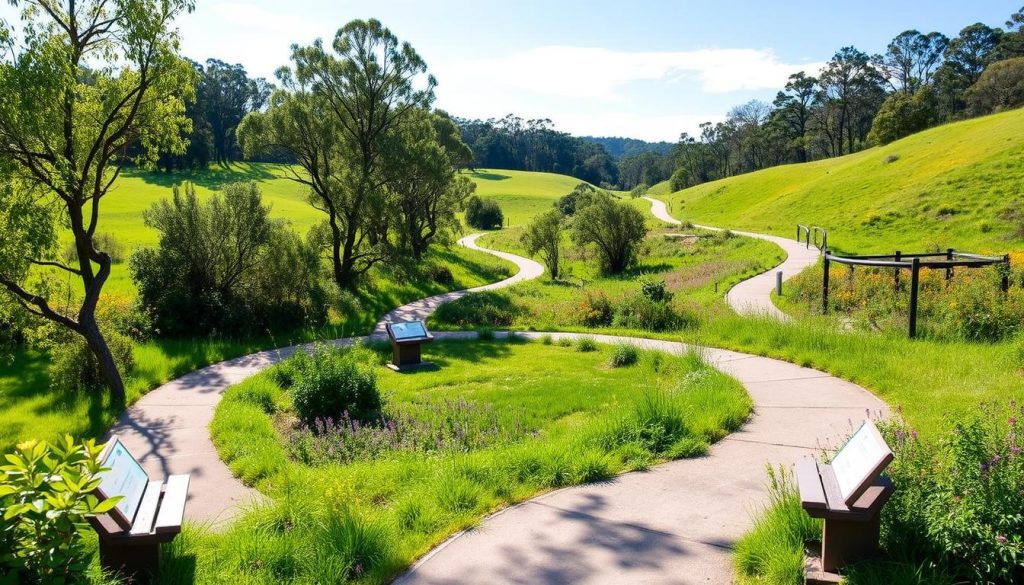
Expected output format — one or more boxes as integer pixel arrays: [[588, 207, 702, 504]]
[[82, 318, 126, 404]]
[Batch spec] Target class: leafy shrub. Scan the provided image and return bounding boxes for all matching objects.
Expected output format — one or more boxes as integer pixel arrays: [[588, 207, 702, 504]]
[[476, 327, 495, 340], [425, 264, 454, 285], [288, 344, 381, 425], [640, 279, 672, 302], [49, 331, 135, 393], [556, 183, 600, 216], [571, 196, 648, 274], [432, 291, 522, 328], [97, 294, 153, 341], [613, 291, 697, 332], [572, 290, 614, 327], [629, 183, 649, 198], [877, 405, 1024, 584], [574, 337, 598, 352], [464, 195, 503, 229], [131, 182, 327, 337], [609, 344, 639, 367], [0, 437, 120, 583]]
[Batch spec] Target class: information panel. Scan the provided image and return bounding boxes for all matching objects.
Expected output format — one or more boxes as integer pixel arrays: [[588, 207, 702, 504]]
[[97, 437, 150, 527], [831, 419, 892, 504], [390, 321, 428, 341]]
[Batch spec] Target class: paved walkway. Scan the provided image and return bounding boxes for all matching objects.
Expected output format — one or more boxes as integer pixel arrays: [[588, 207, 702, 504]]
[[643, 197, 820, 319]]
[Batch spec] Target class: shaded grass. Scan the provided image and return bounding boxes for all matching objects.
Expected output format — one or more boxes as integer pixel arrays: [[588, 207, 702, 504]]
[[190, 338, 751, 584]]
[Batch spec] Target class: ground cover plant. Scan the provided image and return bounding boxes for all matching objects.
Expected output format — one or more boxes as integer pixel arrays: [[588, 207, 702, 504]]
[[170, 337, 754, 583]]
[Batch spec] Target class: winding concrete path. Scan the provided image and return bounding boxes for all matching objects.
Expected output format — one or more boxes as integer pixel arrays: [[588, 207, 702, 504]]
[[643, 196, 820, 320], [106, 210, 884, 584]]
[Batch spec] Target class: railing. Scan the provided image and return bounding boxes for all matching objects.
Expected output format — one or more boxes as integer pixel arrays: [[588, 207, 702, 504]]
[[822, 249, 1010, 338], [796, 224, 828, 250]]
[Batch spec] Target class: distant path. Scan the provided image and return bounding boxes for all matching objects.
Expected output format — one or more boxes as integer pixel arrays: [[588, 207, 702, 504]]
[[109, 233, 543, 525], [642, 196, 820, 319]]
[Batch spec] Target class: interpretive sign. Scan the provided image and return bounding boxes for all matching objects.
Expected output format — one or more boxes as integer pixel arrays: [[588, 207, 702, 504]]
[[385, 320, 434, 370], [830, 419, 893, 506], [96, 437, 150, 530]]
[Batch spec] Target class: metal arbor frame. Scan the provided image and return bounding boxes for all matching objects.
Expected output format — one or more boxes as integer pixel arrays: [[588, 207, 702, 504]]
[[822, 249, 1011, 338]]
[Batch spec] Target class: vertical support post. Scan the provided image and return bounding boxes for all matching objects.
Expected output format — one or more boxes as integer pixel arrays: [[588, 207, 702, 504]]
[[796, 225, 801, 242], [1002, 254, 1011, 293], [822, 252, 831, 314], [908, 258, 921, 338], [945, 248, 954, 284], [894, 251, 901, 291], [776, 271, 783, 296]]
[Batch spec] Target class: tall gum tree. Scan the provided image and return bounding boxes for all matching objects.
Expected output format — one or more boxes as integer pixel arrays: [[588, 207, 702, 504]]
[[0, 0, 196, 402], [239, 19, 435, 289]]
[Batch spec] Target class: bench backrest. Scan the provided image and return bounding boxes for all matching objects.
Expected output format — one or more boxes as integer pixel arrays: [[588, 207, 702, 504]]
[[95, 436, 151, 531]]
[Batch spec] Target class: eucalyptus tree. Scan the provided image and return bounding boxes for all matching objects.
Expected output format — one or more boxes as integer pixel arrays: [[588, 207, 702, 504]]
[[0, 0, 196, 401], [521, 209, 563, 279], [239, 19, 435, 288]]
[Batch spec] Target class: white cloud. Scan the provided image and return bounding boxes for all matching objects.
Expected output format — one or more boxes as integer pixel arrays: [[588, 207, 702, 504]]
[[434, 45, 824, 100]]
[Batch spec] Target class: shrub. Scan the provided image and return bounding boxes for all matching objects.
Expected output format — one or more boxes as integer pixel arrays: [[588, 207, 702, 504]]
[[556, 183, 600, 216], [574, 337, 598, 352], [572, 290, 614, 327], [640, 279, 673, 303], [288, 344, 381, 425], [613, 291, 697, 332], [476, 327, 495, 340], [877, 406, 1024, 584], [883, 153, 901, 164], [464, 195, 503, 229], [629, 183, 649, 198], [424, 264, 454, 285], [0, 437, 120, 583], [49, 331, 135, 393], [432, 291, 522, 328], [609, 344, 639, 367], [63, 232, 125, 264], [96, 294, 153, 341], [539, 334, 553, 345], [571, 196, 648, 274]]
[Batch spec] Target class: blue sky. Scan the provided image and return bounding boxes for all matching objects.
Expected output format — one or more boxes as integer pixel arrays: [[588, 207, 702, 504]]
[[3, 1, 1020, 140]]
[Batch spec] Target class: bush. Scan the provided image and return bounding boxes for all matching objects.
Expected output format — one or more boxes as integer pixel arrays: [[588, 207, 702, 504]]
[[288, 344, 382, 425], [574, 337, 598, 352], [0, 437, 120, 583], [424, 264, 454, 286], [609, 344, 639, 367], [63, 232, 125, 264], [556, 183, 600, 216], [432, 291, 522, 328], [877, 406, 1024, 584], [96, 294, 153, 341], [640, 279, 672, 302], [465, 195, 503, 229], [571, 196, 648, 274], [49, 331, 135, 393], [613, 291, 696, 332], [868, 87, 937, 145], [572, 290, 614, 327]]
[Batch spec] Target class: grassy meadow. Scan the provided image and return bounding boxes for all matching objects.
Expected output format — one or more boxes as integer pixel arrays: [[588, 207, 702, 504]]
[[182, 337, 751, 584], [467, 168, 586, 226], [654, 108, 1024, 254]]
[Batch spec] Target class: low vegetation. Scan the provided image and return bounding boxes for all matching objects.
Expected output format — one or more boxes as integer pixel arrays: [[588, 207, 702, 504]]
[[189, 338, 751, 583]]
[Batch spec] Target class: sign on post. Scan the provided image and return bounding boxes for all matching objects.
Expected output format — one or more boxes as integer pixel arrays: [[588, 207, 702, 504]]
[[96, 437, 150, 530], [830, 420, 893, 506]]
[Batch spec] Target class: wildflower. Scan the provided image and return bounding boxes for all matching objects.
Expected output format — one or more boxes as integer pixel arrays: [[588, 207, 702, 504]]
[[1010, 417, 1018, 426], [996, 535, 1008, 545], [910, 429, 918, 440]]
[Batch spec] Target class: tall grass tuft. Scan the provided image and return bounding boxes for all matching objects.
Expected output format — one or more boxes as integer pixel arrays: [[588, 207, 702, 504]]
[[574, 336, 598, 352], [733, 466, 821, 584], [609, 343, 639, 367]]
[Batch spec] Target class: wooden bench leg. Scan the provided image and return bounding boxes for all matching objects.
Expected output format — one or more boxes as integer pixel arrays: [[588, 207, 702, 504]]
[[99, 539, 161, 584], [820, 513, 882, 572]]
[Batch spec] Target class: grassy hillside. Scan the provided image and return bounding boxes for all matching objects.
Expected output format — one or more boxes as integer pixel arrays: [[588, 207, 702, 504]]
[[656, 108, 1024, 254], [467, 168, 582, 225]]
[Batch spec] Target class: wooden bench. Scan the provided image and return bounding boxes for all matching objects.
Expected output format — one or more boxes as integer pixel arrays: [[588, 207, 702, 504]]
[[796, 419, 894, 583], [89, 436, 190, 583]]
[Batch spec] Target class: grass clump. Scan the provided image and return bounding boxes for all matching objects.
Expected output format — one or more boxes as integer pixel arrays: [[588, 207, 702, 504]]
[[574, 336, 598, 352], [609, 344, 639, 367]]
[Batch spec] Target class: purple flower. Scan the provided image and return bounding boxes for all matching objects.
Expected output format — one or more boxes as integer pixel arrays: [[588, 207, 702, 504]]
[[910, 430, 918, 440], [1010, 417, 1018, 426], [996, 535, 1008, 545]]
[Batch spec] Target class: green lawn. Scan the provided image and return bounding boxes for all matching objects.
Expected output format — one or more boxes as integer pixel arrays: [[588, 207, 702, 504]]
[[654, 108, 1024, 254], [178, 337, 751, 584], [466, 168, 584, 226]]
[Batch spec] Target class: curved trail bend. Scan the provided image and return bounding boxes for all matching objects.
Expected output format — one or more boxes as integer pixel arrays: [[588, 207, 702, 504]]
[[108, 213, 881, 584], [642, 196, 820, 319]]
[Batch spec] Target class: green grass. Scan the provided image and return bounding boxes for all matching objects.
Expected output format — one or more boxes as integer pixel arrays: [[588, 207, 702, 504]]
[[184, 337, 752, 584], [655, 108, 1024, 254], [465, 168, 586, 226]]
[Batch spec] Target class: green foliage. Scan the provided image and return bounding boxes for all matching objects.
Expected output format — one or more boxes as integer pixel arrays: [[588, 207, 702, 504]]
[[608, 344, 639, 367], [966, 57, 1024, 116], [288, 344, 382, 425], [520, 209, 563, 279], [432, 291, 523, 328], [49, 331, 135, 394], [555, 183, 600, 216], [465, 195, 504, 230], [571, 196, 648, 274], [868, 88, 938, 145], [733, 466, 821, 584], [574, 337, 598, 352], [629, 183, 650, 198], [131, 182, 328, 336], [0, 437, 120, 584], [877, 406, 1024, 583], [612, 285, 697, 332]]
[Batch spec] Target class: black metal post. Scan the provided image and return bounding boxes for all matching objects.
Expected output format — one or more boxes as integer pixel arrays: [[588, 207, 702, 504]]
[[822, 252, 831, 314], [894, 250, 901, 291], [945, 248, 954, 283], [1002, 254, 1011, 293], [908, 258, 921, 338]]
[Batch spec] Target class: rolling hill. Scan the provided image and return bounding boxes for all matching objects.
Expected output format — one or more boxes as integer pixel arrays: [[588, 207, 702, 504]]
[[654, 108, 1024, 254]]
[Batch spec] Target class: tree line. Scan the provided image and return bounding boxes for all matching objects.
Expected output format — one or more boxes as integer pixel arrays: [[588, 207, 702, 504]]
[[667, 8, 1024, 190]]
